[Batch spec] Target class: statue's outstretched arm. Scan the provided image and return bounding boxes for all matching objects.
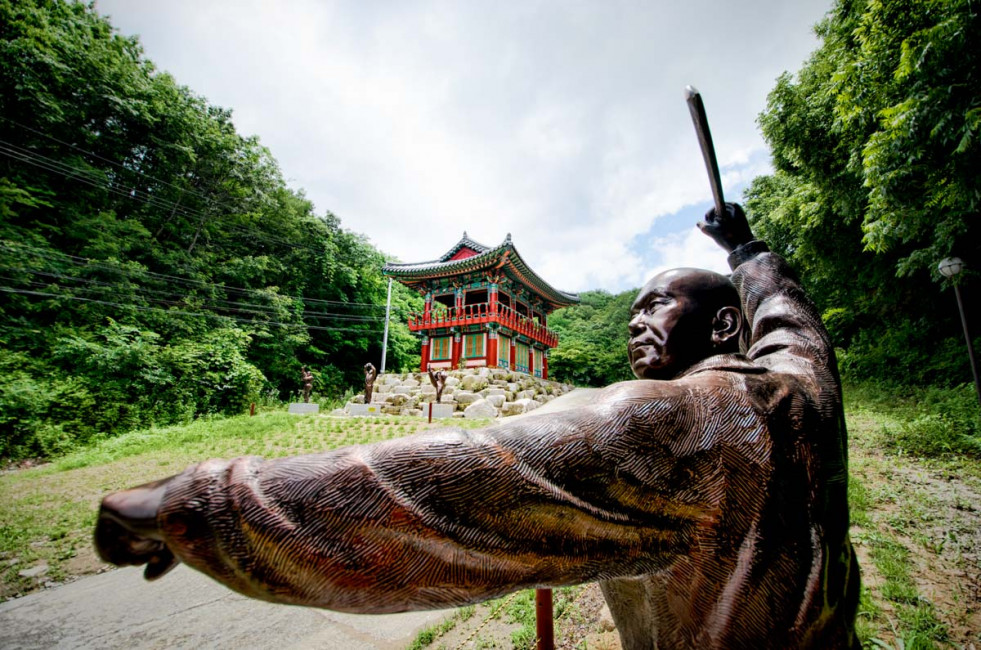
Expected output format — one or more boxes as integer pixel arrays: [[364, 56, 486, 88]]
[[97, 380, 745, 613]]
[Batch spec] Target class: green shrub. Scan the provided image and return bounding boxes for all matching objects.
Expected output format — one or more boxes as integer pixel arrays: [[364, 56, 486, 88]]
[[887, 384, 981, 458]]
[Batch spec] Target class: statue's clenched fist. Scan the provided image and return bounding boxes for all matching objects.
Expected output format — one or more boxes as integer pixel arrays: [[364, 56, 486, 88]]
[[697, 202, 754, 254], [94, 476, 179, 580]]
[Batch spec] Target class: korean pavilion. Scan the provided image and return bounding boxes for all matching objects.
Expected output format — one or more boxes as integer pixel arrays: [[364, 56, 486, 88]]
[[382, 233, 579, 379]]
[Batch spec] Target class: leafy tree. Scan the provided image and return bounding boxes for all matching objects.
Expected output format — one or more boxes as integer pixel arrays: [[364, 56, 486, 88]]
[[0, 0, 418, 458], [746, 0, 980, 385], [549, 290, 636, 387]]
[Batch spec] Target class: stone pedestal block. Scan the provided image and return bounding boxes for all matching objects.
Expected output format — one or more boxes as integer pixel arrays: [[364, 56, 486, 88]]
[[288, 403, 320, 414], [347, 403, 382, 416]]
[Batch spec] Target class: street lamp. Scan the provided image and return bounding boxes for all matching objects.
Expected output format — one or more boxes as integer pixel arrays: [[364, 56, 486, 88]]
[[938, 257, 981, 407]]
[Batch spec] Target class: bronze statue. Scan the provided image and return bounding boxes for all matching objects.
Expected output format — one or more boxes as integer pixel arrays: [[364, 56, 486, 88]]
[[427, 368, 448, 403], [94, 205, 859, 649], [300, 367, 313, 403], [363, 362, 377, 404]]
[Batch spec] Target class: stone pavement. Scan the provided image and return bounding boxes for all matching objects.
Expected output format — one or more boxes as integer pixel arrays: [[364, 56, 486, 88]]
[[0, 565, 454, 649]]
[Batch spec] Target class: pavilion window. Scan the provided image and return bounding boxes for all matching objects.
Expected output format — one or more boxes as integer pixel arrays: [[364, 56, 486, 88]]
[[516, 302, 529, 318], [464, 333, 485, 358], [514, 341, 529, 373], [498, 336, 511, 368], [464, 289, 487, 306], [431, 336, 451, 360], [498, 293, 512, 310], [433, 294, 455, 310]]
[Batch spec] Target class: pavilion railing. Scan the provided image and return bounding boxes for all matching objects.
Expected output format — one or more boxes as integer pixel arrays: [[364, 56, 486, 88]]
[[406, 302, 558, 347]]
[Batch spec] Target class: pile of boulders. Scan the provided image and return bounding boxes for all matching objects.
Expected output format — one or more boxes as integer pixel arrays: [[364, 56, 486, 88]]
[[338, 368, 575, 419]]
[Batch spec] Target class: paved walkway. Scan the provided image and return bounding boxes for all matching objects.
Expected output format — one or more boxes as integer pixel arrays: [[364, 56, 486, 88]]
[[0, 565, 454, 649]]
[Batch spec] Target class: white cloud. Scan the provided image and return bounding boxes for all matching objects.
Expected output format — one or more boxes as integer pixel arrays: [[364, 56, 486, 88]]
[[94, 0, 829, 292], [644, 228, 733, 282]]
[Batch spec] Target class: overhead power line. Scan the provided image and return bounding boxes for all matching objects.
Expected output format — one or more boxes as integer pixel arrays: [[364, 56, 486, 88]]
[[0, 138, 327, 254], [0, 286, 386, 334], [0, 267, 392, 322], [0, 240, 397, 312]]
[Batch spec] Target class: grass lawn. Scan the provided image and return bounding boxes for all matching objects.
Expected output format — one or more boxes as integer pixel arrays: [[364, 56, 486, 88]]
[[2, 389, 979, 649], [0, 411, 490, 600]]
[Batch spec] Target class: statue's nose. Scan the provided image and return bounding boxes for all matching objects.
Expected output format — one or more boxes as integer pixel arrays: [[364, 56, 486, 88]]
[[628, 315, 645, 337]]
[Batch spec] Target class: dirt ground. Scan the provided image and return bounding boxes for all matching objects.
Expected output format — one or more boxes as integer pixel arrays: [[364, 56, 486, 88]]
[[852, 452, 981, 648]]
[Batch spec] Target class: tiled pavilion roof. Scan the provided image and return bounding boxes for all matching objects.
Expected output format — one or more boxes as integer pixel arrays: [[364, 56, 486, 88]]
[[383, 232, 579, 311]]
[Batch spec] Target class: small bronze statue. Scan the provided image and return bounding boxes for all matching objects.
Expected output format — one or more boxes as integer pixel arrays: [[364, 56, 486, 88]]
[[363, 362, 377, 404], [427, 368, 448, 403], [300, 367, 313, 403]]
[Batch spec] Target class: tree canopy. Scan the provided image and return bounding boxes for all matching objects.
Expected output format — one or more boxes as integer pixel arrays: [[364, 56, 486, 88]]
[[745, 0, 980, 385], [548, 290, 636, 387], [0, 0, 420, 459]]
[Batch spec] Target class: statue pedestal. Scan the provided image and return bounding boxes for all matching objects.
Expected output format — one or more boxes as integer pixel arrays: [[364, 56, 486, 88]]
[[347, 403, 382, 416], [427, 403, 455, 419], [288, 403, 320, 414]]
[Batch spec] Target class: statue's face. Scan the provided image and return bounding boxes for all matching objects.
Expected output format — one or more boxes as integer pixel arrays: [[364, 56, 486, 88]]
[[628, 270, 715, 380]]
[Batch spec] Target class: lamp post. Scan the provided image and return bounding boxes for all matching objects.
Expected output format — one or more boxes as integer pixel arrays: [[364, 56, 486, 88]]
[[938, 257, 981, 407]]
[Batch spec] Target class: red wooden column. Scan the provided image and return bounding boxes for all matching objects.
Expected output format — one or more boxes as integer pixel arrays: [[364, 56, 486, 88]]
[[528, 346, 535, 376], [489, 282, 498, 314], [451, 331, 461, 368], [487, 328, 498, 369], [423, 291, 433, 323], [543, 349, 549, 380], [420, 335, 430, 372], [510, 338, 516, 370]]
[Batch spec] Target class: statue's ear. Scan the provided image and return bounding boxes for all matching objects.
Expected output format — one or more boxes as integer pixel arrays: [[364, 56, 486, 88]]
[[711, 306, 742, 348]]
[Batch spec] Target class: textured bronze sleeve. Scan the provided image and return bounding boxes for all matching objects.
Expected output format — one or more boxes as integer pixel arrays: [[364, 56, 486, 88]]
[[156, 380, 761, 613]]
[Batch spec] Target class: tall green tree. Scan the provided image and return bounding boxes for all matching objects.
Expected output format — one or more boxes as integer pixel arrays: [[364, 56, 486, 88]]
[[746, 0, 980, 385], [549, 290, 636, 387], [0, 0, 419, 458]]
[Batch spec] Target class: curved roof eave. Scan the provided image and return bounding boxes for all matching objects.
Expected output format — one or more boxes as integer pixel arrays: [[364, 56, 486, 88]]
[[383, 236, 579, 308]]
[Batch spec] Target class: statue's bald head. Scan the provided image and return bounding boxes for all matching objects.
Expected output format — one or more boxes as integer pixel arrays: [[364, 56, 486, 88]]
[[627, 268, 743, 380]]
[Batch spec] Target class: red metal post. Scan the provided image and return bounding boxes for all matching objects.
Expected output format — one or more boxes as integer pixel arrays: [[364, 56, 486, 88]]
[[535, 589, 554, 650]]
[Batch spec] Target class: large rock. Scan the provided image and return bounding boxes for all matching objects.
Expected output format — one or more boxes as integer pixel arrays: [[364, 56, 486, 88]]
[[386, 394, 408, 406], [393, 386, 413, 395], [453, 390, 480, 405], [486, 394, 506, 408], [516, 389, 538, 400], [501, 398, 541, 416], [464, 399, 498, 419], [460, 375, 488, 392], [445, 376, 461, 387]]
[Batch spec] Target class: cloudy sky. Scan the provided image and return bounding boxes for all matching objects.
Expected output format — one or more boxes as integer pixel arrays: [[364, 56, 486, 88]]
[[95, 0, 830, 293]]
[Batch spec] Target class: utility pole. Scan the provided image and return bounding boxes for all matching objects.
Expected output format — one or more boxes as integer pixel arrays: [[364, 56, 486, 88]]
[[380, 276, 393, 373]]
